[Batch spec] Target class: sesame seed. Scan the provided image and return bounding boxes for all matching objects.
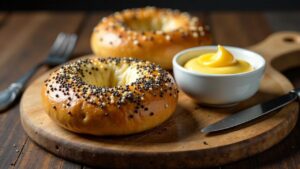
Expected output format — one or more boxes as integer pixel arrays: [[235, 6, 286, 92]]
[[192, 32, 199, 38], [142, 36, 147, 40], [101, 17, 107, 22], [165, 35, 171, 41], [133, 40, 139, 45], [164, 104, 169, 108]]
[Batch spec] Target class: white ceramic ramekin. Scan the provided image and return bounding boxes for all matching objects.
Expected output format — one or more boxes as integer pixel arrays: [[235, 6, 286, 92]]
[[172, 46, 266, 107]]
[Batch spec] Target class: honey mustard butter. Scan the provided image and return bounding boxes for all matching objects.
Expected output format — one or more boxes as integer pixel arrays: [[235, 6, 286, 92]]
[[184, 45, 253, 74]]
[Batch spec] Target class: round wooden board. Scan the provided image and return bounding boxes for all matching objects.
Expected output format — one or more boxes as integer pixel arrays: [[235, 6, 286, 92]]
[[20, 32, 300, 168]]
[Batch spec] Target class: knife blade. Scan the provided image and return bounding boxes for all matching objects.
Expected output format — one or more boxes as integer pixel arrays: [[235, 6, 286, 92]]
[[201, 88, 300, 134]]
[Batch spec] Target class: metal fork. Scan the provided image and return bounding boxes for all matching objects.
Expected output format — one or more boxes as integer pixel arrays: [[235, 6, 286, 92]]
[[0, 33, 77, 111]]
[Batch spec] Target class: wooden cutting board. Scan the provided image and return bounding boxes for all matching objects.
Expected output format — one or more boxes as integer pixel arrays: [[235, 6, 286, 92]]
[[20, 32, 300, 168]]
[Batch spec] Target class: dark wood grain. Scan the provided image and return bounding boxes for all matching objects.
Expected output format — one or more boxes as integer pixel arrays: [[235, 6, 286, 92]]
[[0, 13, 9, 29], [72, 12, 111, 57], [0, 11, 299, 169], [266, 11, 300, 32], [210, 12, 271, 47]]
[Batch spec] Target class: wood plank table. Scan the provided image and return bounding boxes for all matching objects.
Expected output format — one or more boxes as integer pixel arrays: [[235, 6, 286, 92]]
[[0, 11, 299, 169]]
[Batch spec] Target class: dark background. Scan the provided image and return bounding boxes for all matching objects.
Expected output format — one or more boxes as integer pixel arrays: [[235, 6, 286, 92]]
[[1, 0, 300, 11]]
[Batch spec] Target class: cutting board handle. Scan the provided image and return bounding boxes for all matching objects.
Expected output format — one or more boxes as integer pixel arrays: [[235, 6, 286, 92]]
[[250, 31, 300, 61]]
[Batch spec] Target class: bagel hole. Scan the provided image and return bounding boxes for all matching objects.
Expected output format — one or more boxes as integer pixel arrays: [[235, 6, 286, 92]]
[[123, 17, 181, 32], [79, 64, 139, 88]]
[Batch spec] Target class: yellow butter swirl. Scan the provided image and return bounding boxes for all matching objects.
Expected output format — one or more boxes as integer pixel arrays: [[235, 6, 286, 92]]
[[184, 45, 253, 74]]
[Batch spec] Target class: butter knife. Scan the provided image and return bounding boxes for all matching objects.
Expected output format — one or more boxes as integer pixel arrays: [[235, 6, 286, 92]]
[[201, 88, 300, 134]]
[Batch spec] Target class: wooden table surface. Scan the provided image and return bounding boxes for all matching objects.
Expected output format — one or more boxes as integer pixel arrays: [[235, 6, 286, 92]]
[[0, 11, 299, 169]]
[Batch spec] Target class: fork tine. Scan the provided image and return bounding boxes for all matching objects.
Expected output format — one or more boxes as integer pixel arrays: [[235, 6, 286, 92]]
[[50, 34, 71, 58], [61, 34, 77, 59], [48, 33, 67, 57]]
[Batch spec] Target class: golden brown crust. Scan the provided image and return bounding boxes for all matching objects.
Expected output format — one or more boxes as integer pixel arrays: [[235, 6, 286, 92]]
[[91, 7, 212, 69], [42, 57, 178, 136]]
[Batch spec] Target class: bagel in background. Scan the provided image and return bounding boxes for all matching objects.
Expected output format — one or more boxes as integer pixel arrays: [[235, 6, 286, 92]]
[[91, 7, 212, 69]]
